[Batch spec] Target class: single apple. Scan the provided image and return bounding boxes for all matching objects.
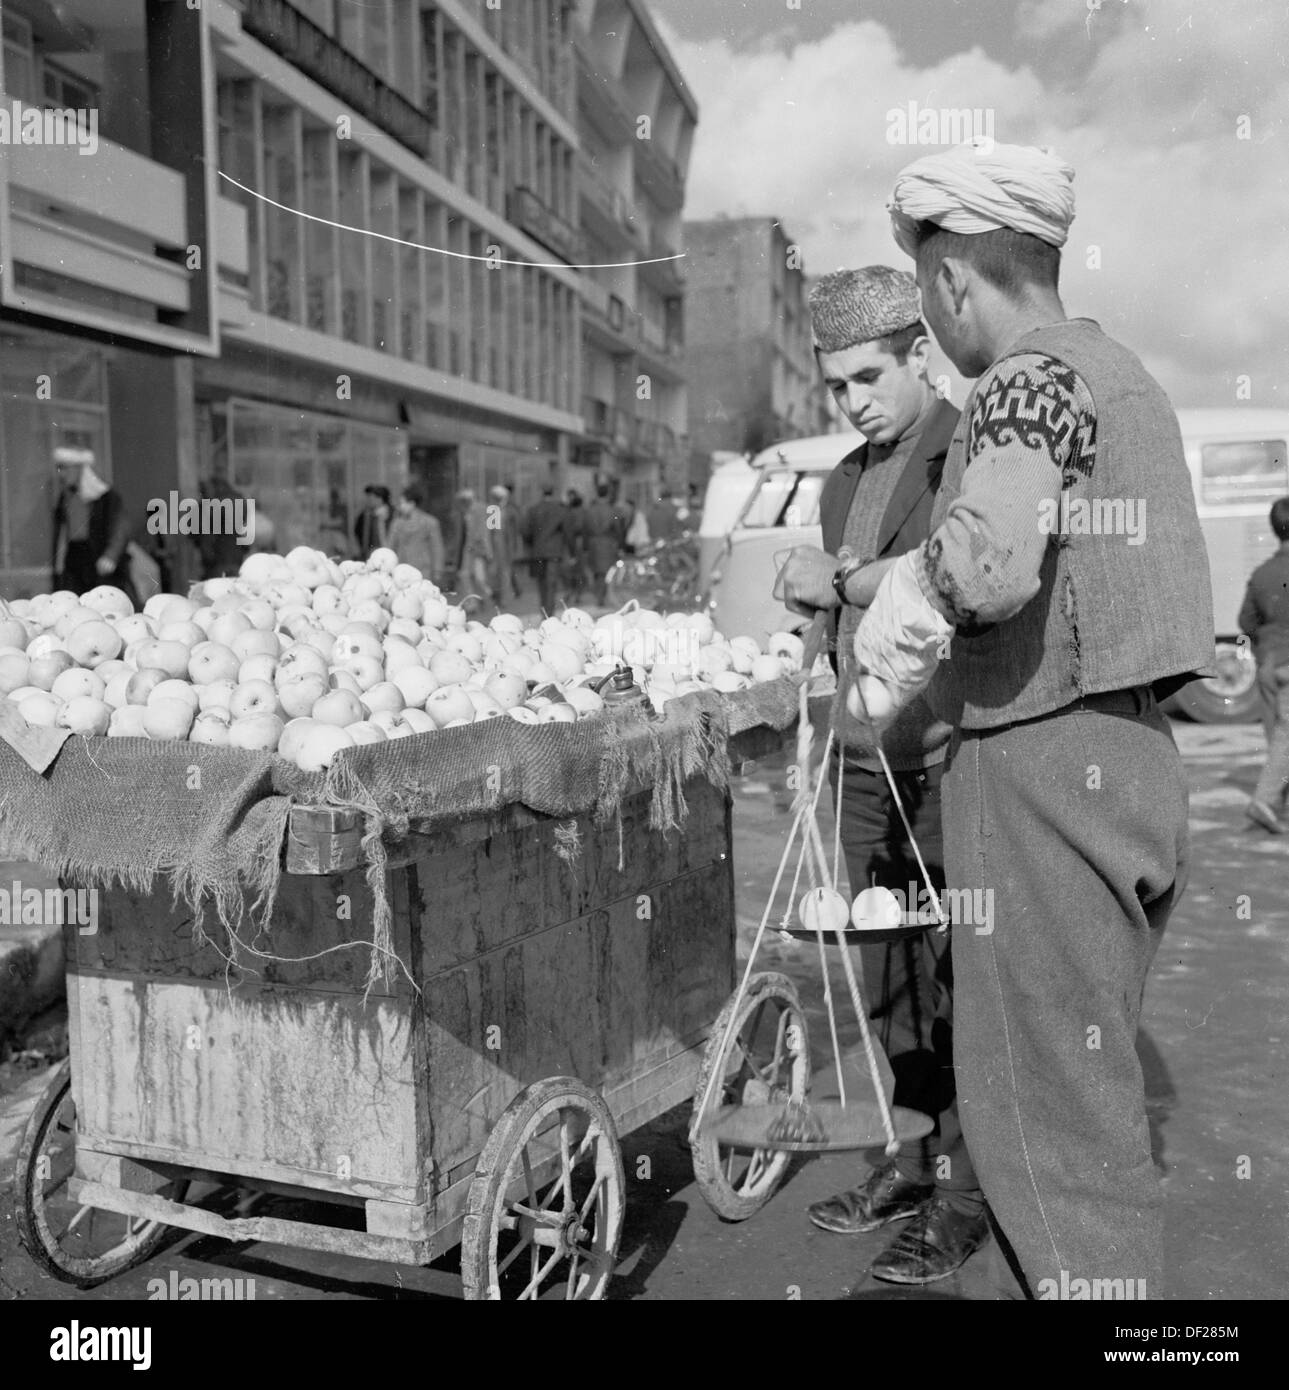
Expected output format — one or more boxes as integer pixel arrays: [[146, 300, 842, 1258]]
[[196, 679, 236, 714], [538, 703, 577, 724], [311, 584, 345, 615], [0, 653, 31, 695], [26, 651, 76, 690], [232, 627, 280, 662], [57, 695, 111, 736], [484, 672, 527, 710], [79, 584, 134, 620], [508, 706, 540, 725], [157, 620, 205, 649], [293, 722, 355, 772], [389, 591, 422, 622], [326, 668, 363, 697], [275, 645, 330, 684], [19, 691, 62, 726], [278, 717, 319, 764], [237, 654, 279, 686], [136, 639, 191, 680], [311, 688, 365, 727], [563, 687, 605, 718], [278, 673, 329, 719], [188, 641, 241, 685], [391, 666, 439, 707], [189, 712, 232, 746], [148, 679, 200, 714], [108, 704, 149, 738], [421, 598, 449, 629], [425, 684, 475, 727], [382, 638, 421, 676], [125, 667, 169, 705], [338, 654, 384, 692], [114, 613, 156, 646], [142, 698, 194, 740], [51, 667, 105, 703], [429, 650, 473, 686], [103, 670, 134, 709], [361, 681, 405, 716], [209, 610, 253, 648], [228, 711, 285, 752], [344, 720, 388, 746], [228, 679, 281, 721], [400, 708, 437, 735], [0, 618, 29, 650]]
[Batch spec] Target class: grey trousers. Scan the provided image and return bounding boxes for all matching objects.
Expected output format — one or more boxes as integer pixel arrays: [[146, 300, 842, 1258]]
[[943, 688, 1188, 1299]]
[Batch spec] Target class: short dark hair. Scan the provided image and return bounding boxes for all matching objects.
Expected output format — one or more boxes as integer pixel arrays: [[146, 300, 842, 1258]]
[[1271, 496, 1289, 541], [402, 483, 424, 509], [913, 222, 1061, 297], [875, 320, 928, 364]]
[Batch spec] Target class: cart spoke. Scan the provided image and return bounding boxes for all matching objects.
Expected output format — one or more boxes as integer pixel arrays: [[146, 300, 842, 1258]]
[[510, 1201, 561, 1226], [64, 1203, 94, 1234], [577, 1174, 605, 1223], [521, 1149, 538, 1209], [518, 1246, 563, 1300], [496, 1229, 534, 1276]]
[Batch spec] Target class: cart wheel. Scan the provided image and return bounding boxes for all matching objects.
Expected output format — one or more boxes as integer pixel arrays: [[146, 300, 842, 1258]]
[[14, 1061, 190, 1289], [461, 1077, 625, 1301], [690, 972, 811, 1221]]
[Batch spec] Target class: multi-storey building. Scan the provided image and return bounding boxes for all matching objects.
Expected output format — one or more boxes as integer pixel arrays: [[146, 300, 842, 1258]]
[[683, 217, 836, 483], [572, 0, 694, 507], [0, 0, 691, 596]]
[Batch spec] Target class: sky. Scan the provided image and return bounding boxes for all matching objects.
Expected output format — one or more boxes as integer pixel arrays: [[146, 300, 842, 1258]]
[[644, 0, 1289, 408]]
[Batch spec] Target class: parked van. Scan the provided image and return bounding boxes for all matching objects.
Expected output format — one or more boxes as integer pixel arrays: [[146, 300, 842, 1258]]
[[700, 409, 1289, 723]]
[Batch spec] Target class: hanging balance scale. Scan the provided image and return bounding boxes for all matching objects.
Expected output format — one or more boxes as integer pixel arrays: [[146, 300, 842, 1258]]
[[694, 613, 947, 1154]]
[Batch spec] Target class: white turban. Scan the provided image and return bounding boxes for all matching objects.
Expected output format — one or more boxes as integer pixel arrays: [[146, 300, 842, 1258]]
[[888, 139, 1076, 258]]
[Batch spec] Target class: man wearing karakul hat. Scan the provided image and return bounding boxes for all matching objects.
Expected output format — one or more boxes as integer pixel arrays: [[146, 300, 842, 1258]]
[[848, 138, 1214, 1298], [774, 266, 989, 1285]]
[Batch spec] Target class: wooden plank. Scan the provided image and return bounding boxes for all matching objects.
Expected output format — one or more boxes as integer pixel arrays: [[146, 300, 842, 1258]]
[[70, 977, 422, 1202], [68, 1179, 430, 1265], [72, 1150, 172, 1195]]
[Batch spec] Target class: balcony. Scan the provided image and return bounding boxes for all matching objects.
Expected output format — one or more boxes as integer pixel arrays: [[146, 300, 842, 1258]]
[[216, 196, 251, 329], [640, 226, 686, 292], [633, 137, 685, 213], [580, 285, 639, 356], [5, 128, 190, 317], [583, 394, 613, 439], [577, 155, 641, 249]]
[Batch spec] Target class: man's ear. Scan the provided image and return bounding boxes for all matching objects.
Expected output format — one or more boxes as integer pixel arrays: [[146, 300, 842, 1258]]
[[941, 256, 970, 314], [907, 333, 933, 374]]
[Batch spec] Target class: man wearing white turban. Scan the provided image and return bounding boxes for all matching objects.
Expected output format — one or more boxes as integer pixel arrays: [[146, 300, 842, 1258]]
[[849, 142, 1215, 1299]]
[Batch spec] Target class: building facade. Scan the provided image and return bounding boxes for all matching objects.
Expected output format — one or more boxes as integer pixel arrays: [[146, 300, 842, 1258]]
[[683, 217, 837, 484], [0, 0, 694, 596], [572, 0, 694, 507]]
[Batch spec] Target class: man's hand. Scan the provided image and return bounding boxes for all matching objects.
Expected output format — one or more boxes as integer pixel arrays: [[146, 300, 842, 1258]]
[[94, 555, 116, 577], [845, 557, 899, 608], [773, 545, 841, 618]]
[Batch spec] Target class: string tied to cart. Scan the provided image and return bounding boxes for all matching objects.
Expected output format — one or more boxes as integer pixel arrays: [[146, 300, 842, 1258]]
[[692, 613, 946, 1155]]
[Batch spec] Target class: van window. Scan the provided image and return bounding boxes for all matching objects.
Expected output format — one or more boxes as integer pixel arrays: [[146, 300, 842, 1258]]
[[741, 470, 825, 528], [1199, 439, 1288, 506]]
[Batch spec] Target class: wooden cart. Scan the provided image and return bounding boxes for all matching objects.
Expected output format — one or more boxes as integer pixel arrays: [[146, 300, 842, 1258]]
[[14, 737, 811, 1299]]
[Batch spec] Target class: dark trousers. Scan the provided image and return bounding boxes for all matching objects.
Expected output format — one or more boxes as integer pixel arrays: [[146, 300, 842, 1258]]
[[1254, 660, 1289, 806], [531, 558, 559, 614], [832, 754, 981, 1208], [944, 689, 1186, 1299]]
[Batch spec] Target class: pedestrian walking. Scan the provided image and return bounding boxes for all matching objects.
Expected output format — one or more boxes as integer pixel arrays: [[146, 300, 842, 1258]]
[[523, 486, 575, 615], [564, 490, 588, 602], [624, 498, 650, 555], [775, 266, 987, 1284], [582, 483, 625, 606], [51, 445, 138, 607], [386, 483, 445, 585], [487, 484, 522, 604], [354, 485, 391, 559], [851, 140, 1214, 1300], [454, 489, 493, 603], [1238, 495, 1289, 832]]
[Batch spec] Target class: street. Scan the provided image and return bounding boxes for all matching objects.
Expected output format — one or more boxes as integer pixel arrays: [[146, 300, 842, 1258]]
[[1, 719, 1284, 1302]]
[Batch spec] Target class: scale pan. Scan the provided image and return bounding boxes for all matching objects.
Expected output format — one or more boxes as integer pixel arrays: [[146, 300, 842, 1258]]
[[700, 1100, 935, 1153]]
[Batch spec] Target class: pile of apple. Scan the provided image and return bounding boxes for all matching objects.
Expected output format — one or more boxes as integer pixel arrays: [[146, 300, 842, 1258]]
[[0, 547, 807, 774]]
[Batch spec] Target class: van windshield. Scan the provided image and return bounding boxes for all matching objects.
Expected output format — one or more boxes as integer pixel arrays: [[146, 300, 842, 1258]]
[[1199, 439, 1288, 506], [739, 470, 825, 528]]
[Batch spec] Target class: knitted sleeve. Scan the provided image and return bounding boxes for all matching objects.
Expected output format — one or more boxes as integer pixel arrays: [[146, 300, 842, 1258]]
[[916, 352, 1095, 629]]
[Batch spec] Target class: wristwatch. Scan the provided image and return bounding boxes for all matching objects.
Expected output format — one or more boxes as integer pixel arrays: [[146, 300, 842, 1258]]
[[832, 556, 866, 606]]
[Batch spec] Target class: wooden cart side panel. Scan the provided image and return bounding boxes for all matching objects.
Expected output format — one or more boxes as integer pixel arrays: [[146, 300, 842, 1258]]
[[425, 853, 733, 1185], [68, 975, 422, 1200]]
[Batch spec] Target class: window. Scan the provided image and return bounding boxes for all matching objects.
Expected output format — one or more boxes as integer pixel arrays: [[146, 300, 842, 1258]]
[[2, 12, 37, 104], [42, 60, 98, 111], [1199, 439, 1288, 506], [738, 471, 825, 528]]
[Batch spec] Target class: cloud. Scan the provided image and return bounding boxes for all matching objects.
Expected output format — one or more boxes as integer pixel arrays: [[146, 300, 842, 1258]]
[[671, 0, 1289, 407]]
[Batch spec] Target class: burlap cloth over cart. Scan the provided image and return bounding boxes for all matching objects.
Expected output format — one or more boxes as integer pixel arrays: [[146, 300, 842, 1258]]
[[0, 679, 803, 992]]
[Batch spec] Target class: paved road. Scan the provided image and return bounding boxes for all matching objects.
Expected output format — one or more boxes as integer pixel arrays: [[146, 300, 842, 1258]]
[[1, 721, 1284, 1301]]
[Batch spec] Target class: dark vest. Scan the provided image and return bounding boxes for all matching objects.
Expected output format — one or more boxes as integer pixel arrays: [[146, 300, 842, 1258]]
[[926, 318, 1215, 730]]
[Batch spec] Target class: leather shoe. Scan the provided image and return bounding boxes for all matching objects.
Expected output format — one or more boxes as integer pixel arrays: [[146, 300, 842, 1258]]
[[1246, 799, 1285, 834], [870, 1194, 990, 1284], [807, 1162, 933, 1235]]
